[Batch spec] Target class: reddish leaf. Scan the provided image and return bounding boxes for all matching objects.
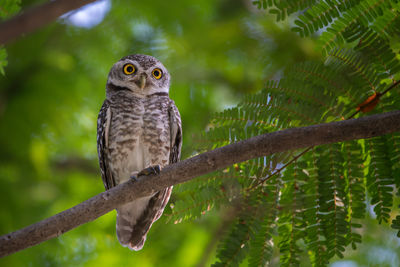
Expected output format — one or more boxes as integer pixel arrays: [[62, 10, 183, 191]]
[[356, 92, 381, 113]]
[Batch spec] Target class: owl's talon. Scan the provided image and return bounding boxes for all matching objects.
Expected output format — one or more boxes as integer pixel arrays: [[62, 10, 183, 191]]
[[138, 165, 161, 177], [153, 165, 161, 174], [130, 171, 139, 182]]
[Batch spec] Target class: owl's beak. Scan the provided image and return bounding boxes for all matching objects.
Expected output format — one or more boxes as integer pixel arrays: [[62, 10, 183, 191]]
[[139, 75, 146, 89]]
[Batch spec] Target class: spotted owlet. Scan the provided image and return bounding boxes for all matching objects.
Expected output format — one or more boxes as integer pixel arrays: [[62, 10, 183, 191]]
[[97, 54, 182, 250]]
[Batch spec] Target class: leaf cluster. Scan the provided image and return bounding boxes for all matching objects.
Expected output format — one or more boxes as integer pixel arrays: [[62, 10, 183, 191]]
[[172, 0, 400, 265], [0, 0, 21, 74]]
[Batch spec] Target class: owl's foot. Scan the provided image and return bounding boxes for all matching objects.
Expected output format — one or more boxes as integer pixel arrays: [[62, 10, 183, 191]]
[[138, 165, 161, 177], [130, 171, 139, 182], [130, 166, 161, 182]]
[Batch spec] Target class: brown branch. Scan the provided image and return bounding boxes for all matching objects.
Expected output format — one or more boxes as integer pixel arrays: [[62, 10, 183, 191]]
[[0, 0, 97, 45], [1, 110, 400, 257]]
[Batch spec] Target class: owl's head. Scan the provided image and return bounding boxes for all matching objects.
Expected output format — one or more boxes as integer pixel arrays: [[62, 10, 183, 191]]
[[106, 54, 170, 97]]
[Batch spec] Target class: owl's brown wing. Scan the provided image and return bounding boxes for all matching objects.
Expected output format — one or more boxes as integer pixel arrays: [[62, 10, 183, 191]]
[[128, 98, 182, 250], [97, 100, 116, 190], [168, 100, 182, 165]]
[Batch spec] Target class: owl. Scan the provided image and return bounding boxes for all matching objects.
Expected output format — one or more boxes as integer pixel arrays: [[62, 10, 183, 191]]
[[97, 54, 182, 250]]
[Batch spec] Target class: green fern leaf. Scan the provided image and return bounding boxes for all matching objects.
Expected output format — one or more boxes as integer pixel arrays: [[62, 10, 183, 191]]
[[301, 150, 329, 266], [0, 0, 21, 19], [0, 48, 7, 75], [277, 161, 307, 267], [315, 144, 349, 259], [391, 215, 400, 237], [366, 136, 395, 224], [213, 190, 269, 267], [247, 190, 277, 267]]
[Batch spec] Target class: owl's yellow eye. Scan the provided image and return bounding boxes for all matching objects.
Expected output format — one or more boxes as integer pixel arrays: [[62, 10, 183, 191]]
[[152, 68, 163, 79], [123, 64, 136, 75]]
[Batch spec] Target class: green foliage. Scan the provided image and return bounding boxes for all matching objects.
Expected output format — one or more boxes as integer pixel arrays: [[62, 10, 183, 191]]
[[190, 0, 400, 266], [168, 172, 230, 223], [1, 0, 400, 266], [247, 199, 275, 267], [0, 48, 7, 75], [0, 0, 20, 75], [254, 0, 400, 57], [366, 136, 396, 224], [277, 162, 304, 266], [0, 0, 20, 19], [213, 187, 277, 267], [1, 1, 286, 266], [392, 215, 400, 237]]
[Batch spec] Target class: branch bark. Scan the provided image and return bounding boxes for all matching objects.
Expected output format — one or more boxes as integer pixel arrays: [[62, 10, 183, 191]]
[[1, 110, 400, 257], [0, 0, 97, 45]]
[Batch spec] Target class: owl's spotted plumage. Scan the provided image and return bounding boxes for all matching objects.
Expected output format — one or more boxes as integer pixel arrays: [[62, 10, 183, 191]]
[[97, 54, 182, 250]]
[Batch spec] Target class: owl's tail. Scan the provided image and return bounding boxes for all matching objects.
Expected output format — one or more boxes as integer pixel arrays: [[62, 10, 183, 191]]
[[115, 187, 172, 251], [116, 196, 154, 251], [116, 207, 146, 251]]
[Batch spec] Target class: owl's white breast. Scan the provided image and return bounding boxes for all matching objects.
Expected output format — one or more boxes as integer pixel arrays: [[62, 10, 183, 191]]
[[108, 100, 147, 184], [107, 94, 171, 185]]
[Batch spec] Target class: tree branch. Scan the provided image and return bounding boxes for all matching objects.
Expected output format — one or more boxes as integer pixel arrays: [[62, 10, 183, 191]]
[[0, 0, 97, 45], [1, 110, 400, 257]]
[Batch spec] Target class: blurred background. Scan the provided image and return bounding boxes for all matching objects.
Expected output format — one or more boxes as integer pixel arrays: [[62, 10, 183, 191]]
[[0, 0, 399, 266]]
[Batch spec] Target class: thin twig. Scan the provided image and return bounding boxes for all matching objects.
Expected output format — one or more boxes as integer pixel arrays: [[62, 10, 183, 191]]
[[380, 79, 400, 96], [248, 147, 311, 190]]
